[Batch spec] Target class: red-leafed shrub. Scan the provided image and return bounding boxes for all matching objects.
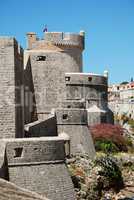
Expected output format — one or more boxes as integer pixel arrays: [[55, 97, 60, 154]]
[[89, 124, 128, 152]]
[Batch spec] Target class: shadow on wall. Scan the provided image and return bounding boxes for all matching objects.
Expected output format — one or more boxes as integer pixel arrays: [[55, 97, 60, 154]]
[[0, 152, 9, 180], [24, 57, 38, 124], [60, 49, 82, 72], [107, 108, 114, 124], [25, 117, 58, 137]]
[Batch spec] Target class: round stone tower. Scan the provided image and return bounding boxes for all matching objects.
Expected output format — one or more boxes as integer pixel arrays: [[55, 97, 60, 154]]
[[24, 31, 85, 120], [26, 31, 85, 72]]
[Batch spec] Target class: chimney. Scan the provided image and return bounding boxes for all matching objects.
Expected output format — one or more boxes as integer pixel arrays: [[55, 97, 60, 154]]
[[26, 32, 37, 49]]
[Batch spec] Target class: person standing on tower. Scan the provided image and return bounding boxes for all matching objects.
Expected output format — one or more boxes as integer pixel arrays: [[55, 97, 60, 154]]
[[43, 25, 48, 32]]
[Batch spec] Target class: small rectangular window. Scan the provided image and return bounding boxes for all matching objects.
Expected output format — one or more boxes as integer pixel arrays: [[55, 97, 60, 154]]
[[62, 114, 68, 120], [14, 147, 23, 158], [36, 56, 46, 61], [65, 77, 70, 81], [88, 77, 92, 81]]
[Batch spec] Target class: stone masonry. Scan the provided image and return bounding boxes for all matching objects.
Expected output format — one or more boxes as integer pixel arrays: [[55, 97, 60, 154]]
[[0, 30, 113, 199], [0, 37, 24, 138], [6, 137, 75, 200]]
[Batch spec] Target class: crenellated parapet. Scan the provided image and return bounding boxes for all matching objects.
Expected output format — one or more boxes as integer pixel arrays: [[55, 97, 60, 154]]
[[45, 31, 85, 49], [27, 31, 85, 50]]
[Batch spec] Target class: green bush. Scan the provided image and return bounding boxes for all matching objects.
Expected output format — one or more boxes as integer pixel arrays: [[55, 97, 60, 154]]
[[90, 124, 130, 153], [94, 137, 133, 154], [94, 155, 124, 191], [95, 139, 119, 153], [67, 154, 125, 199]]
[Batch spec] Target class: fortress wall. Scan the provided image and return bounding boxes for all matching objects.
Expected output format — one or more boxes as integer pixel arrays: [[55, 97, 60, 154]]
[[27, 32, 84, 50], [64, 33, 84, 45], [58, 100, 86, 109], [14, 40, 24, 137], [56, 109, 87, 125], [66, 85, 107, 108], [25, 31, 84, 120], [65, 73, 107, 85], [0, 141, 8, 179], [26, 32, 37, 50], [58, 125, 95, 158], [45, 32, 63, 41], [56, 108, 95, 158], [24, 55, 38, 124], [6, 138, 65, 164], [6, 138, 75, 200], [0, 178, 49, 200], [65, 73, 108, 109], [8, 164, 75, 200], [87, 112, 107, 125], [44, 32, 84, 49], [24, 116, 57, 137], [0, 38, 24, 138], [64, 73, 113, 124], [28, 50, 82, 118]]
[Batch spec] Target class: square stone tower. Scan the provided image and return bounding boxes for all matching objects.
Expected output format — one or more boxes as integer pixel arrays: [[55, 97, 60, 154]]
[[0, 37, 24, 138]]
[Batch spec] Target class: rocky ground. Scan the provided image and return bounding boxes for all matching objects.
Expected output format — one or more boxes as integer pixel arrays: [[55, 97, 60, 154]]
[[67, 153, 134, 200]]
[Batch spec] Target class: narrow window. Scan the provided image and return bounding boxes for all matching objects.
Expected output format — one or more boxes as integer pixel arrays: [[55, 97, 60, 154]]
[[36, 56, 46, 61], [14, 147, 23, 158], [88, 77, 92, 82]]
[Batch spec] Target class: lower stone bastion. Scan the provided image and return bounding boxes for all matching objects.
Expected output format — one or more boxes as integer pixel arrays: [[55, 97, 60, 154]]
[[0, 137, 76, 200]]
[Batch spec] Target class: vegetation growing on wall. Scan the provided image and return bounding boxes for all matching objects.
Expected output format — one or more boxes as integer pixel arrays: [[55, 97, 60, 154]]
[[89, 123, 133, 153]]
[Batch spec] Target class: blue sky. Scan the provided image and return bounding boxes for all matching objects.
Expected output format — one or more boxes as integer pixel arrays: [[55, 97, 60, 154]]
[[0, 0, 134, 84]]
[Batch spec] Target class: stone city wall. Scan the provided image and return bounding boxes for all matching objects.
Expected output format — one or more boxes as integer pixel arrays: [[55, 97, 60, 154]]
[[56, 108, 95, 158], [0, 38, 24, 138], [6, 137, 75, 200]]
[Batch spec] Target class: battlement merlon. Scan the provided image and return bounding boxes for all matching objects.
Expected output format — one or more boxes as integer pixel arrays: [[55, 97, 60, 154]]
[[26, 31, 85, 50]]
